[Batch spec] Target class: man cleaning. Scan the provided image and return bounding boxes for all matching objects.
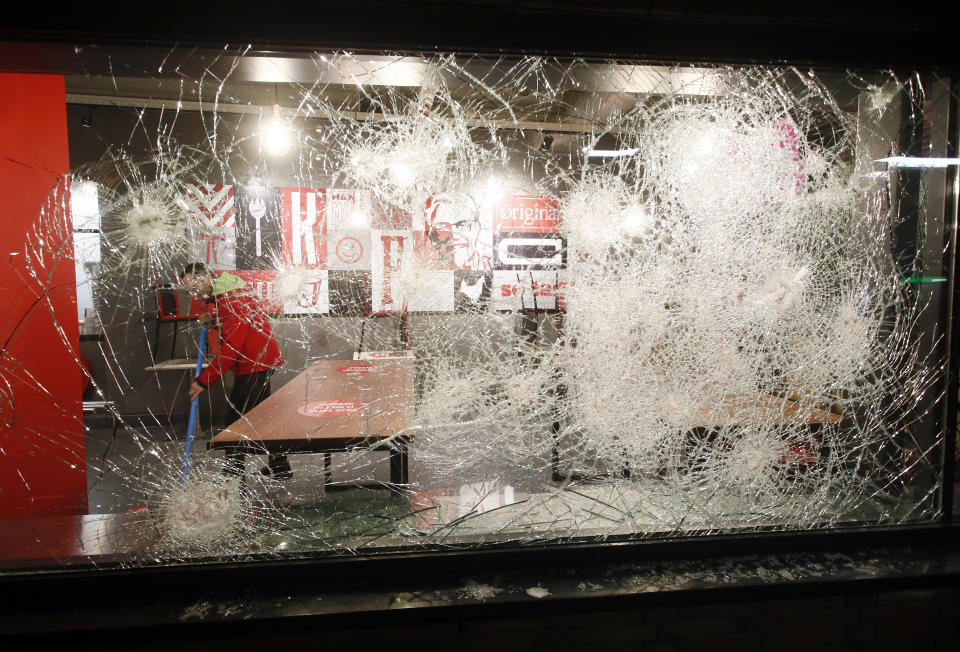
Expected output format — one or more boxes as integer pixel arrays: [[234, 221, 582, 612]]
[[181, 263, 290, 478]]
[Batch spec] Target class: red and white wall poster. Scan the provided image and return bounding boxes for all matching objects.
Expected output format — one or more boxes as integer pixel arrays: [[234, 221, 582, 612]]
[[186, 185, 569, 314], [231, 269, 282, 314], [371, 231, 409, 313], [185, 183, 236, 271], [326, 188, 372, 271], [422, 192, 493, 271], [281, 187, 327, 270], [493, 195, 561, 234], [491, 270, 567, 311], [282, 270, 329, 315]]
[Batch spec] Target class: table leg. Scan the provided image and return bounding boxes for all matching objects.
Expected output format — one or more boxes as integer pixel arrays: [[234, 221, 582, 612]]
[[225, 450, 245, 477], [551, 418, 563, 483], [389, 440, 409, 485]]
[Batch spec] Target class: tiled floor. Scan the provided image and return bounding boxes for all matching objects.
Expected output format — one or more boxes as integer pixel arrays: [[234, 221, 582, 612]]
[[84, 416, 557, 552], [83, 418, 960, 557]]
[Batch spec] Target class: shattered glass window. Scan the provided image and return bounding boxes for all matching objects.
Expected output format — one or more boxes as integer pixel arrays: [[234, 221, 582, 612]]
[[1, 47, 955, 566]]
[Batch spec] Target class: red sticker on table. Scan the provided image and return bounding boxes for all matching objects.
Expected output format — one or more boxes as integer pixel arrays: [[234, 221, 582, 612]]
[[337, 365, 376, 375], [298, 400, 367, 417], [368, 352, 399, 358]]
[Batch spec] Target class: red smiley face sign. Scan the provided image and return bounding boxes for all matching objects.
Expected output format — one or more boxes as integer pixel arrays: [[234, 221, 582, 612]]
[[335, 236, 364, 265]]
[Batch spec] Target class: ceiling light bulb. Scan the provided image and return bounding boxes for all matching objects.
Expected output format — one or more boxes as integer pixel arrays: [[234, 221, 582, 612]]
[[262, 104, 292, 157]]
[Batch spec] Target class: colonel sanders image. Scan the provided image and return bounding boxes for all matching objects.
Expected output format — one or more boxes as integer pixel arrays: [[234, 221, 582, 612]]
[[422, 193, 492, 271]]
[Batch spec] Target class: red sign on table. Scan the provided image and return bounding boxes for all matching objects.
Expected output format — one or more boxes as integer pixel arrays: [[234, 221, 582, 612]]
[[336, 365, 377, 375], [297, 400, 368, 417]]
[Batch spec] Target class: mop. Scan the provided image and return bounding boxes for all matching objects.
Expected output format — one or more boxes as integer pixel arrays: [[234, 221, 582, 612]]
[[180, 324, 207, 482], [155, 324, 249, 545]]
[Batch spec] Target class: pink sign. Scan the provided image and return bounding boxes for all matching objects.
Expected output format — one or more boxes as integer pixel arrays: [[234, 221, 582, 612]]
[[297, 400, 367, 417]]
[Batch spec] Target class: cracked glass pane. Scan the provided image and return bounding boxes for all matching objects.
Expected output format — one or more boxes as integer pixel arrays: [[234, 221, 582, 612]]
[[0, 47, 954, 567]]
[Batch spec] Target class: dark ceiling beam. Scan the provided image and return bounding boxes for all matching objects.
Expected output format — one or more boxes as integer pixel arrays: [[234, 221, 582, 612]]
[[2, 1, 957, 70]]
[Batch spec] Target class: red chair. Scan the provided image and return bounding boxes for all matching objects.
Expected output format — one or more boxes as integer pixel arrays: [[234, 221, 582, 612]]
[[153, 286, 201, 361]]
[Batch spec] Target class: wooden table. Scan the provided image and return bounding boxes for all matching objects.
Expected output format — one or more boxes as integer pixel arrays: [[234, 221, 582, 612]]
[[690, 394, 842, 428], [553, 392, 843, 482], [209, 359, 415, 486]]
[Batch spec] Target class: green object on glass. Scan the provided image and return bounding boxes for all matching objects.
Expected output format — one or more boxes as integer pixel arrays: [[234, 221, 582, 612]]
[[900, 276, 947, 284]]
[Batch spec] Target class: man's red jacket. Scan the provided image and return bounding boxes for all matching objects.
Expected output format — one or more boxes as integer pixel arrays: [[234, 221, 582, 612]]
[[195, 289, 284, 387]]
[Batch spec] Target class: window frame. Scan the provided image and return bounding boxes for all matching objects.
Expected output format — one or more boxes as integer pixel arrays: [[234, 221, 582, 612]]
[[0, 3, 957, 585]]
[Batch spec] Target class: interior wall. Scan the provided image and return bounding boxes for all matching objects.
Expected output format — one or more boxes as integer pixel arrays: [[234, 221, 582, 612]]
[[66, 103, 540, 427]]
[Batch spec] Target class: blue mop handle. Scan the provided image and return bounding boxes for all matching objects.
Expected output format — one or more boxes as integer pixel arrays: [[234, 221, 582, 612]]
[[181, 324, 207, 482]]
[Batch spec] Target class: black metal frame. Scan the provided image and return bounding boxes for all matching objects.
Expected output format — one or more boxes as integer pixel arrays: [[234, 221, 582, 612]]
[[940, 77, 960, 518], [1, 519, 957, 604], [1, 4, 958, 635], [209, 434, 411, 488], [1, 3, 957, 70], [151, 287, 196, 361]]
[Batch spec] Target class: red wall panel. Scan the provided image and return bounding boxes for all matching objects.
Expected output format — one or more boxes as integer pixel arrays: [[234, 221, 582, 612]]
[[0, 73, 85, 517]]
